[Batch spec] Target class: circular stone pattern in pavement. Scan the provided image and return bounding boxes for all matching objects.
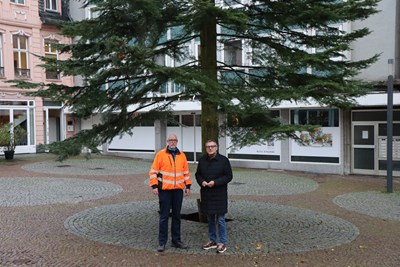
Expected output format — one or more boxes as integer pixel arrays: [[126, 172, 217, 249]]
[[0, 177, 123, 207], [333, 191, 400, 221], [22, 158, 151, 176], [65, 200, 358, 254], [178, 170, 318, 195]]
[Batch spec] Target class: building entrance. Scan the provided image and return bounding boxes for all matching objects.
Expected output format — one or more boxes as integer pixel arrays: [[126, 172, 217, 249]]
[[351, 110, 400, 176]]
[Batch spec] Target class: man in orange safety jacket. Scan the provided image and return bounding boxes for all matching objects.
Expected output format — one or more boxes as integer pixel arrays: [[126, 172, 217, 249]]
[[149, 133, 191, 252]]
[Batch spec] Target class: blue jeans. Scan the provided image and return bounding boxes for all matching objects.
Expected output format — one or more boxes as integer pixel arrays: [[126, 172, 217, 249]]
[[207, 214, 227, 245], [158, 189, 183, 245]]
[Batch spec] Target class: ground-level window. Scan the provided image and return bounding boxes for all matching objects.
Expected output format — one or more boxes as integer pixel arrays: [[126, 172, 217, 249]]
[[291, 109, 339, 127]]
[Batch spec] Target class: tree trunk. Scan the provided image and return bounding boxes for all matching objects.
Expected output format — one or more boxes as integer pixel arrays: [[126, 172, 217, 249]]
[[199, 0, 218, 154]]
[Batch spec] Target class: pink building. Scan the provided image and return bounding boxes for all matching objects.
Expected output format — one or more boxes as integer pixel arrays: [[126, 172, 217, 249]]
[[0, 0, 74, 155]]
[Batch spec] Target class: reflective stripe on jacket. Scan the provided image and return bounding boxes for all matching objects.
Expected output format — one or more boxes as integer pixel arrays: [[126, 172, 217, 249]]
[[149, 147, 191, 190]]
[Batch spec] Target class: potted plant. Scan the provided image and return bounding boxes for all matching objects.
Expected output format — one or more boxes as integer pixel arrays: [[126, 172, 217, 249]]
[[0, 123, 27, 160]]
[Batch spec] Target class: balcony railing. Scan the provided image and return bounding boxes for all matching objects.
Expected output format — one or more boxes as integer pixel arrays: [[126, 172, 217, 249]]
[[46, 70, 60, 80], [14, 68, 30, 79]]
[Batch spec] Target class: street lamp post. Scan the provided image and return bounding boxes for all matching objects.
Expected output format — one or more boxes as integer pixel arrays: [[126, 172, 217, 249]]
[[386, 59, 394, 193]]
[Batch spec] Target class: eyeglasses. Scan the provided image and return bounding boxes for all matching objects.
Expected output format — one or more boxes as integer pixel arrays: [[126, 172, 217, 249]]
[[205, 145, 217, 149], [168, 139, 178, 142]]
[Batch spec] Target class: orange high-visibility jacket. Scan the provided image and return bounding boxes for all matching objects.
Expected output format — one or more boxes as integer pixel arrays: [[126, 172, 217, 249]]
[[149, 147, 191, 190]]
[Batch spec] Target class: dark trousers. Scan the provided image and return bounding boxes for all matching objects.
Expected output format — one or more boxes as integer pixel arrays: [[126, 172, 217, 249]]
[[158, 189, 183, 245]]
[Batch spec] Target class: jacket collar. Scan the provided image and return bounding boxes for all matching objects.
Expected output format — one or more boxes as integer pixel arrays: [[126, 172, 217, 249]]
[[166, 146, 181, 154]]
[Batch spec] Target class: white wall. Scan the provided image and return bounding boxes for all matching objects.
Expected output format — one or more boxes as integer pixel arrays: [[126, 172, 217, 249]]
[[351, 0, 398, 81]]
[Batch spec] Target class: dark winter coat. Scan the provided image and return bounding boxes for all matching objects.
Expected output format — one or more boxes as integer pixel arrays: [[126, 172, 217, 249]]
[[195, 153, 233, 215]]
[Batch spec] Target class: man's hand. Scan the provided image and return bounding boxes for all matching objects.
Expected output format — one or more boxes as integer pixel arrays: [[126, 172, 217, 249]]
[[185, 188, 191, 197], [202, 181, 215, 188], [152, 188, 158, 196]]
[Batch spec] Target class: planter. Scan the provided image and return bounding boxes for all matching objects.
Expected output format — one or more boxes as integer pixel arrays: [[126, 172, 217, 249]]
[[4, 150, 15, 160]]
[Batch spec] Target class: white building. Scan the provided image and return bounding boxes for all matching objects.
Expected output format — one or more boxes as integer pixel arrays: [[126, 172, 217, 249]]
[[68, 0, 400, 176]]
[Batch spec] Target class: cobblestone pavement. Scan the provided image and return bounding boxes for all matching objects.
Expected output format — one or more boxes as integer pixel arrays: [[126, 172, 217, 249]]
[[0, 153, 399, 267]]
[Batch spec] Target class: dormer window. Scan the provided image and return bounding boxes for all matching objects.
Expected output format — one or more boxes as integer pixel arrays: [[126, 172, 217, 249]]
[[46, 0, 58, 11]]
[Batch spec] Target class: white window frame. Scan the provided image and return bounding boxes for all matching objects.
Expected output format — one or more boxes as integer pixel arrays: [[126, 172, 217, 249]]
[[44, 38, 60, 79], [13, 33, 30, 78], [10, 0, 25, 4], [45, 0, 58, 11], [224, 39, 243, 66], [0, 34, 4, 78], [87, 5, 100, 19]]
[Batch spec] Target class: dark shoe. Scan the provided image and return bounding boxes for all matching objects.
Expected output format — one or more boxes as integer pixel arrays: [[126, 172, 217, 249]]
[[157, 244, 166, 252], [172, 241, 188, 249], [217, 244, 226, 253], [202, 241, 218, 250]]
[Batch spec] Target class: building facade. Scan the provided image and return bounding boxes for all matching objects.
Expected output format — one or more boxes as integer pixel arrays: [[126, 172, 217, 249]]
[[4, 0, 399, 177], [100, 0, 400, 176], [0, 0, 75, 155]]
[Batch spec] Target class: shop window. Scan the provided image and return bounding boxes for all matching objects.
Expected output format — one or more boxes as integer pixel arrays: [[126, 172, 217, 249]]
[[182, 115, 195, 126], [291, 109, 338, 127], [167, 115, 180, 126], [228, 110, 280, 127], [195, 115, 201, 126], [0, 110, 10, 125]]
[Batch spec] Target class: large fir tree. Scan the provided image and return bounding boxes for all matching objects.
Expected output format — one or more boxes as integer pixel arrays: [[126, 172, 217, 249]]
[[13, 0, 379, 158]]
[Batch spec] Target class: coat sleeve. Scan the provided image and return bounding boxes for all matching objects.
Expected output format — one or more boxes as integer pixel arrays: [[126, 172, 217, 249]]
[[149, 152, 161, 188], [195, 158, 205, 186], [214, 157, 233, 187], [182, 153, 192, 188]]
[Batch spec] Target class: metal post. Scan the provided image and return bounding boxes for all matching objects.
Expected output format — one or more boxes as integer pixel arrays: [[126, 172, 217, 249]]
[[386, 74, 393, 193]]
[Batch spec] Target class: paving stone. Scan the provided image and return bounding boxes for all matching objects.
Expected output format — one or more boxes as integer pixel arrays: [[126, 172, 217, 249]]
[[64, 200, 359, 254], [333, 191, 400, 221], [0, 177, 122, 206], [21, 158, 151, 176]]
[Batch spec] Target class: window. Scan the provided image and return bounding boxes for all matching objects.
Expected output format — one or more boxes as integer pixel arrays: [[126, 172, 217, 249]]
[[13, 35, 30, 78], [153, 53, 166, 66], [10, 0, 25, 4], [172, 82, 185, 93], [223, 0, 242, 7], [87, 5, 100, 19], [46, 0, 58, 11], [44, 40, 59, 79], [291, 109, 339, 127], [0, 34, 4, 78], [224, 40, 242, 65], [167, 115, 180, 126]]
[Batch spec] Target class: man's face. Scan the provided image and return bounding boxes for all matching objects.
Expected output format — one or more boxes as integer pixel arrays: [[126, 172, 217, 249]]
[[167, 135, 178, 149], [205, 142, 218, 156]]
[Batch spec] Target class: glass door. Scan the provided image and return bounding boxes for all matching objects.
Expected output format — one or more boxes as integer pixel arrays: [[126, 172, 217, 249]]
[[352, 124, 376, 175]]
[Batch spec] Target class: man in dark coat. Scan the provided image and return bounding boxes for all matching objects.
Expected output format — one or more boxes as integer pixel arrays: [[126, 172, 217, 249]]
[[195, 139, 233, 253]]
